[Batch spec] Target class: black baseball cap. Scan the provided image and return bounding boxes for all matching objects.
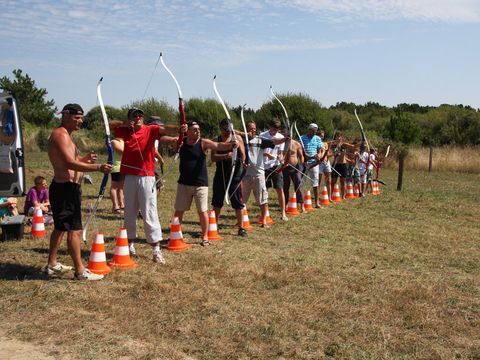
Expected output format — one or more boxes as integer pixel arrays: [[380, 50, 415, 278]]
[[146, 115, 163, 126], [127, 108, 145, 120], [62, 103, 84, 115]]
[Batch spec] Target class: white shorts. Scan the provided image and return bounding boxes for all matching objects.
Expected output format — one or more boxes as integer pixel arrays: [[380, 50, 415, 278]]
[[307, 165, 319, 187]]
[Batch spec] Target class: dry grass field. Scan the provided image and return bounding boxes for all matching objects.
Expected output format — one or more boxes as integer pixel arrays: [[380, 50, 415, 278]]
[[0, 150, 479, 359], [386, 146, 480, 174]]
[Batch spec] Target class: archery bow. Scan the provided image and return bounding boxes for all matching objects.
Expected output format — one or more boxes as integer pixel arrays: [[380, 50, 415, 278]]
[[82, 77, 114, 242], [152, 52, 187, 191], [269, 86, 291, 174], [213, 75, 237, 205], [160, 52, 186, 160], [240, 104, 249, 167], [375, 145, 390, 185], [354, 108, 370, 153]]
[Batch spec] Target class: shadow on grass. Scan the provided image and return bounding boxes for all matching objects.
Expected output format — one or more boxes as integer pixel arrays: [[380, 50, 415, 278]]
[[30, 247, 91, 258], [0, 262, 49, 280]]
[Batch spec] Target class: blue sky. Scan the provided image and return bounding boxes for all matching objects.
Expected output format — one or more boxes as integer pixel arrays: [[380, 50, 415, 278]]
[[1, 0, 480, 113]]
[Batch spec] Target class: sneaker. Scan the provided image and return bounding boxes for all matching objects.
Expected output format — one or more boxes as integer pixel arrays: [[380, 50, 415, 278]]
[[201, 239, 210, 246], [281, 214, 289, 221], [152, 250, 166, 264], [43, 263, 73, 276], [75, 269, 104, 281], [129, 242, 136, 255], [237, 228, 248, 237]]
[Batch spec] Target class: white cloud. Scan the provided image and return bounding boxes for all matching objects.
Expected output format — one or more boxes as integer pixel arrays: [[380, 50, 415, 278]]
[[279, 0, 480, 23]]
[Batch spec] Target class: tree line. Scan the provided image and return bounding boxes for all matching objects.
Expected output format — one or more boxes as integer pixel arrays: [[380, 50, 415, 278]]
[[1, 69, 479, 147]]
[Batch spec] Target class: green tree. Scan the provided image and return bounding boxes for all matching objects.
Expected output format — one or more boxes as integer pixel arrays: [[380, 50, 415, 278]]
[[385, 110, 421, 145], [83, 105, 124, 130], [0, 69, 56, 125], [185, 98, 238, 139], [255, 93, 327, 134]]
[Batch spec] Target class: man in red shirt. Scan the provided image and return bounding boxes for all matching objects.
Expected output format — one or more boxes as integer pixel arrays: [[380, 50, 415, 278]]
[[114, 108, 183, 263]]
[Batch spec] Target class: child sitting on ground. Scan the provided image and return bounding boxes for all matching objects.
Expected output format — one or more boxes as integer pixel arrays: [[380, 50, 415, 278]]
[[24, 176, 50, 215]]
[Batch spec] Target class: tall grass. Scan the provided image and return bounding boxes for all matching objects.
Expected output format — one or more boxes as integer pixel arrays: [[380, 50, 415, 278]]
[[384, 146, 480, 174]]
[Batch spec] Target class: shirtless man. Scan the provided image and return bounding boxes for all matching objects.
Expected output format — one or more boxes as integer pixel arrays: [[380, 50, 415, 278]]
[[331, 133, 356, 199], [282, 138, 305, 211], [45, 104, 112, 281]]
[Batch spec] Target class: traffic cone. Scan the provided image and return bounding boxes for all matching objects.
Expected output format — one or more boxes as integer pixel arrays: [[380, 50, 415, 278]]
[[345, 182, 355, 199], [286, 192, 300, 216], [319, 186, 331, 206], [207, 210, 223, 241], [332, 184, 343, 203], [87, 233, 112, 275], [241, 207, 253, 231], [353, 184, 360, 198], [31, 207, 46, 238], [166, 216, 189, 251], [303, 190, 315, 211], [109, 228, 137, 269], [257, 206, 275, 225], [372, 181, 381, 195]]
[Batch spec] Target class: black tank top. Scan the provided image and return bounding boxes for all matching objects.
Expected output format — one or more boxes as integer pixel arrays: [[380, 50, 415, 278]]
[[214, 135, 242, 178], [178, 139, 208, 186]]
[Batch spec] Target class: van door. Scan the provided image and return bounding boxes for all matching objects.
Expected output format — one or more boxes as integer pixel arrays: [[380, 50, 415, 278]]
[[0, 94, 25, 196]]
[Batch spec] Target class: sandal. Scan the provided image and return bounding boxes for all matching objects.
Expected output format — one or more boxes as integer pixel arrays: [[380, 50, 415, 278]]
[[201, 239, 210, 247], [113, 208, 124, 214]]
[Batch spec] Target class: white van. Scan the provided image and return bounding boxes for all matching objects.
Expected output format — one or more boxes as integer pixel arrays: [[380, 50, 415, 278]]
[[0, 93, 25, 197]]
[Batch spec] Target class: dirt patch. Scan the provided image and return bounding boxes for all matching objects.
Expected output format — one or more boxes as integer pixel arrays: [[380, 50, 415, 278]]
[[0, 333, 55, 360]]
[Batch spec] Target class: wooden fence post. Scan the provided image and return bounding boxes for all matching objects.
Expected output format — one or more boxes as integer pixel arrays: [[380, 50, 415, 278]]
[[428, 145, 433, 173]]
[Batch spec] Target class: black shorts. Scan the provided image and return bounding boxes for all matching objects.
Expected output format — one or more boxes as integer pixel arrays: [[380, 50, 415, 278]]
[[49, 181, 82, 231], [333, 163, 348, 178], [111, 172, 123, 182], [264, 167, 283, 189], [211, 172, 244, 210]]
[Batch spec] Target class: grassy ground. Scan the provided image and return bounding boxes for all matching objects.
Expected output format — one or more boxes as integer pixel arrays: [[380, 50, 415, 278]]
[[0, 151, 479, 359]]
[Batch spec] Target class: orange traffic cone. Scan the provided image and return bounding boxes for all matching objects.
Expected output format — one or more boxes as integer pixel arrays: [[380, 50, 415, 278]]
[[257, 206, 275, 225], [109, 228, 137, 269], [353, 184, 360, 198], [87, 233, 112, 275], [319, 186, 331, 206], [286, 192, 300, 216], [166, 216, 189, 251], [345, 182, 355, 199], [332, 184, 342, 203], [241, 207, 253, 231], [303, 190, 315, 211], [31, 207, 46, 238], [207, 210, 223, 241], [372, 181, 380, 195]]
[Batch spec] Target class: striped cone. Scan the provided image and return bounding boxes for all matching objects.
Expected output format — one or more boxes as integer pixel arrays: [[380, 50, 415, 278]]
[[303, 190, 315, 211], [87, 233, 112, 275], [353, 184, 360, 198], [167, 216, 189, 251], [109, 228, 137, 269], [257, 206, 275, 225], [32, 207, 46, 238], [241, 207, 253, 231], [207, 210, 223, 241], [319, 186, 331, 206], [345, 182, 355, 199], [286, 192, 300, 216], [332, 184, 343, 203], [372, 181, 381, 195]]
